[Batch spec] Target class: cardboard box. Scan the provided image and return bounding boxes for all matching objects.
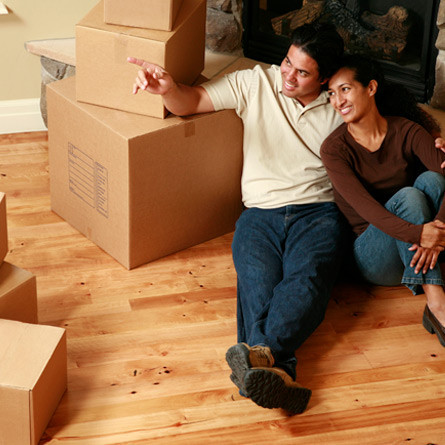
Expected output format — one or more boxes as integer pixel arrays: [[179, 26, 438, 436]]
[[0, 319, 66, 445], [104, 0, 184, 31], [0, 192, 7, 263], [76, 0, 206, 118], [0, 261, 38, 324], [47, 76, 243, 269]]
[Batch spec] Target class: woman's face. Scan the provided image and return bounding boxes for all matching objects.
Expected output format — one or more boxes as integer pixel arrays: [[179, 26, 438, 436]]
[[327, 67, 376, 124]]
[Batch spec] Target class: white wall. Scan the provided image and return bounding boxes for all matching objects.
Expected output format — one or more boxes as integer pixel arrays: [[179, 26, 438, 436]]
[[0, 0, 96, 101]]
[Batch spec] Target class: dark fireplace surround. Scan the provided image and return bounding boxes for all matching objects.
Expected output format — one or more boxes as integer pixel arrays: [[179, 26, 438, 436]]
[[242, 1, 440, 102]]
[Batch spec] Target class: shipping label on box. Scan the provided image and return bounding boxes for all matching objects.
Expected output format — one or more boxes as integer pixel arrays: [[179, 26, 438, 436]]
[[104, 0, 184, 31], [68, 143, 109, 218], [0, 319, 67, 445], [47, 76, 243, 269], [0, 192, 7, 263], [0, 262, 38, 324], [76, 0, 206, 118]]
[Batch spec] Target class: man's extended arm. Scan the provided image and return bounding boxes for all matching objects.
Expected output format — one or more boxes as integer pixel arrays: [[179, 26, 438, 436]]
[[127, 57, 215, 116]]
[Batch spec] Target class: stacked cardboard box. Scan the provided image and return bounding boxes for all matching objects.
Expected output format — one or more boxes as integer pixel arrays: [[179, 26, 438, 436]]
[[104, 0, 184, 31], [0, 195, 67, 444], [48, 0, 244, 269], [76, 0, 206, 118], [48, 76, 243, 269], [0, 192, 38, 324], [0, 319, 67, 445]]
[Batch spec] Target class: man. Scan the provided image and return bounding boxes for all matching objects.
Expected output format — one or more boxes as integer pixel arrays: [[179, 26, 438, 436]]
[[128, 23, 444, 414], [128, 23, 347, 414]]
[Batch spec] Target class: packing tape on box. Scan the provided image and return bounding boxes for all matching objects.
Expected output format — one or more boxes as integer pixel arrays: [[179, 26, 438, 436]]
[[114, 34, 128, 63], [184, 121, 195, 138]]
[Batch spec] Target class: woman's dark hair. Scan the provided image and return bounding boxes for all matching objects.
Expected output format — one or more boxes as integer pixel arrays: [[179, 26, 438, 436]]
[[289, 23, 344, 82], [336, 54, 441, 136]]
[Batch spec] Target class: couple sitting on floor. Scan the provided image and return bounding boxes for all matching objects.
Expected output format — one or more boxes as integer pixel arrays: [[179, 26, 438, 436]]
[[128, 22, 445, 414]]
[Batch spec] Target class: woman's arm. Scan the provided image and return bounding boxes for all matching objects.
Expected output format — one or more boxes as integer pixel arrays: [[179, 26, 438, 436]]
[[409, 123, 445, 224], [321, 142, 422, 243]]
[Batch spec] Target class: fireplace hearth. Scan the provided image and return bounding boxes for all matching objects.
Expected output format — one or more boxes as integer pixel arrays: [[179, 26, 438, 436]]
[[242, 0, 440, 102]]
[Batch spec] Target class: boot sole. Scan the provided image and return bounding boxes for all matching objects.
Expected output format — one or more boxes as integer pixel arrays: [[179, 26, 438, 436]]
[[225, 344, 251, 392], [230, 373, 248, 397], [244, 368, 311, 414]]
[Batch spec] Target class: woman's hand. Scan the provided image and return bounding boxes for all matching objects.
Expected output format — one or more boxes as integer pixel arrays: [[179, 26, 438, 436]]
[[435, 137, 445, 168], [409, 243, 441, 274], [419, 220, 445, 250]]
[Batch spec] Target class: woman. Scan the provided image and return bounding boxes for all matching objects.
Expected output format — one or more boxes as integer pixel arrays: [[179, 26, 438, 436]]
[[320, 54, 445, 347]]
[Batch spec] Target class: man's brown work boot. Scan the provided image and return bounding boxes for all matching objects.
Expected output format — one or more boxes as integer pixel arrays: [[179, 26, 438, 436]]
[[226, 343, 274, 394], [244, 366, 311, 414]]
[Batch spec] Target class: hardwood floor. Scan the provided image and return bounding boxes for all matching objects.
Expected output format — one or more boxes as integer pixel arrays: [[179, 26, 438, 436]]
[[2, 126, 445, 444]]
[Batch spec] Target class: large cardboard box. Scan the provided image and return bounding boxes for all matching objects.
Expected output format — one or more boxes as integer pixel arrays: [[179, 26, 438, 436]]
[[0, 261, 38, 324], [0, 320, 66, 445], [0, 192, 7, 263], [47, 76, 243, 269], [76, 0, 206, 118], [104, 0, 184, 31]]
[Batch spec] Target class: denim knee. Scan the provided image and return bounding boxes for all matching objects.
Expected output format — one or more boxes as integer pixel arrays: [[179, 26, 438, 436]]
[[386, 187, 432, 225], [414, 170, 445, 191], [414, 171, 445, 210]]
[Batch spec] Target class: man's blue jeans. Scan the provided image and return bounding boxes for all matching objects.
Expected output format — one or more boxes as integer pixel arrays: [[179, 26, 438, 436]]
[[353, 171, 445, 295], [232, 202, 347, 380]]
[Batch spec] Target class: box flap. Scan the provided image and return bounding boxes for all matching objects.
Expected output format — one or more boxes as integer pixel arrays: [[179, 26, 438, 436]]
[[0, 320, 65, 390], [0, 192, 7, 262], [78, 0, 202, 42]]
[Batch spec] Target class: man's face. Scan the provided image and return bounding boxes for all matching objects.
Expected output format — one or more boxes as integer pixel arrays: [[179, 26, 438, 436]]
[[280, 45, 325, 106]]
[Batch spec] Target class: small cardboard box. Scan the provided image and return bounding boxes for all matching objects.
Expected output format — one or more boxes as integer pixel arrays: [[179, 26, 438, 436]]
[[0, 192, 7, 263], [47, 76, 243, 269], [0, 261, 38, 324], [0, 319, 67, 445], [76, 0, 206, 118], [104, 0, 184, 31]]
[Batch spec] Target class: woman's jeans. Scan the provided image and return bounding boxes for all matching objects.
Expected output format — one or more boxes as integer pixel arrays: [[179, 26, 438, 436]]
[[353, 171, 445, 295], [232, 202, 347, 380]]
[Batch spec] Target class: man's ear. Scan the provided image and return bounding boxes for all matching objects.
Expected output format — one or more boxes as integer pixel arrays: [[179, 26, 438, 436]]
[[368, 79, 378, 96]]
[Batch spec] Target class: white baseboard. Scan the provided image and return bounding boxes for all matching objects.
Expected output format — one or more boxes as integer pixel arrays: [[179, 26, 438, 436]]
[[0, 98, 46, 134]]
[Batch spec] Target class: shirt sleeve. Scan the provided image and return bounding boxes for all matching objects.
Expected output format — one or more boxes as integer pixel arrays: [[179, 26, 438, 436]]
[[201, 76, 238, 111], [321, 138, 423, 244], [201, 67, 259, 115]]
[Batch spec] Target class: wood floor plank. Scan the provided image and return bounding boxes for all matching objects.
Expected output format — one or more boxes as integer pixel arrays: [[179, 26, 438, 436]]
[[2, 127, 445, 444]]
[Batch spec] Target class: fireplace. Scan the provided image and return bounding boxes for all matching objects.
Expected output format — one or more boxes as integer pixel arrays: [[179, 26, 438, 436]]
[[242, 0, 440, 102]]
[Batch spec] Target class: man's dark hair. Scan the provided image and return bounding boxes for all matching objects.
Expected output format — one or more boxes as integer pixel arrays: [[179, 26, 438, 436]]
[[289, 22, 344, 82]]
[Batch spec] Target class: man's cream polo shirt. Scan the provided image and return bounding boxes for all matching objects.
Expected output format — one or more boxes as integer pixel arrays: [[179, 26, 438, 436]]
[[202, 64, 343, 209]]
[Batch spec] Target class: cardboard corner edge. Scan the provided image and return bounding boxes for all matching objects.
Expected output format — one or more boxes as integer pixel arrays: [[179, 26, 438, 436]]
[[30, 327, 67, 445], [0, 192, 7, 263]]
